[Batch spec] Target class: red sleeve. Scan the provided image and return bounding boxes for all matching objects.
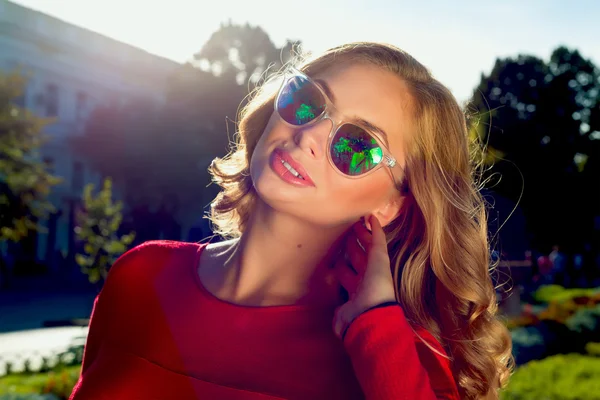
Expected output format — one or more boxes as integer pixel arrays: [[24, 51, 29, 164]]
[[70, 242, 152, 398], [79, 296, 101, 376], [343, 305, 460, 400]]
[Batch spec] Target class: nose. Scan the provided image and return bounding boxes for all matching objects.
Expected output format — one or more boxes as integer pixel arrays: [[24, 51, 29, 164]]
[[293, 117, 333, 159]]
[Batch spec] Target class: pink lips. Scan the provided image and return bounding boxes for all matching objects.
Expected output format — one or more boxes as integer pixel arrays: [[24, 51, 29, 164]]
[[269, 148, 316, 187]]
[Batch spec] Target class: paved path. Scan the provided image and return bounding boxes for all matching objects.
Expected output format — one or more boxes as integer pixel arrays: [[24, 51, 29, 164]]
[[0, 290, 95, 375]]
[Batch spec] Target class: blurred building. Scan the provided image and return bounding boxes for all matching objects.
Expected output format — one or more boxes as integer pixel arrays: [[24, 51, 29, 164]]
[[0, 0, 180, 280]]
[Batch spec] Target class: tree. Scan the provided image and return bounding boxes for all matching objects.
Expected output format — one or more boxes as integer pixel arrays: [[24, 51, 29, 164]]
[[74, 178, 135, 284], [0, 71, 61, 242], [194, 21, 297, 84], [470, 47, 600, 251], [190, 22, 298, 133], [71, 94, 217, 217]]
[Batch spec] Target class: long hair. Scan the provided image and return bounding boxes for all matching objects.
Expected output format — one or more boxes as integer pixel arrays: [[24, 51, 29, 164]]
[[208, 42, 513, 399]]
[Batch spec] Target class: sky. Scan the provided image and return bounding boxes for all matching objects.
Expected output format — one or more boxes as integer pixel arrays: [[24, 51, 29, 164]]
[[10, 0, 600, 102]]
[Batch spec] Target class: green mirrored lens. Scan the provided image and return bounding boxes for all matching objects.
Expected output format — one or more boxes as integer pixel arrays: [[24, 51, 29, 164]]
[[331, 124, 383, 175], [277, 75, 325, 125]]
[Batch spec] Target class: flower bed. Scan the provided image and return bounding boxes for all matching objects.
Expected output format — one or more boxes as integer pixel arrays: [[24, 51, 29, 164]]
[[507, 285, 600, 365]]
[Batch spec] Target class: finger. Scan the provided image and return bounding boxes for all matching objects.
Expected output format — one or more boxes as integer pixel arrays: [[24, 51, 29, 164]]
[[369, 215, 387, 247], [333, 305, 347, 339], [346, 233, 368, 274], [334, 259, 359, 293], [353, 220, 373, 248]]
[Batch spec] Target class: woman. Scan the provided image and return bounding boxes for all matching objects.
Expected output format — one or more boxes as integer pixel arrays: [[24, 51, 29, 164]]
[[70, 42, 513, 400]]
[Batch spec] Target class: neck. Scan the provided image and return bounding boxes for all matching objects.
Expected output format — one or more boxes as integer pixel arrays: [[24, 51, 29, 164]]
[[224, 200, 349, 307]]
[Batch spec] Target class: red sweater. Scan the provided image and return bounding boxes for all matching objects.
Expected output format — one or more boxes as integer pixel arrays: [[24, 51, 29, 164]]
[[69, 241, 459, 400]]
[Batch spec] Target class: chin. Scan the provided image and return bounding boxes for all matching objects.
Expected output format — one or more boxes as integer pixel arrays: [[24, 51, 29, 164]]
[[252, 180, 349, 229], [252, 167, 306, 206]]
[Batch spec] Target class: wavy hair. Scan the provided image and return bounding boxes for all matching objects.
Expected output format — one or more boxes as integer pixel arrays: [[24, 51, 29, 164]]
[[208, 42, 513, 399]]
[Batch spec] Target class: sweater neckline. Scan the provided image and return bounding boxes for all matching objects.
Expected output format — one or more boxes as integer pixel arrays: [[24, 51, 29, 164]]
[[191, 242, 336, 315]]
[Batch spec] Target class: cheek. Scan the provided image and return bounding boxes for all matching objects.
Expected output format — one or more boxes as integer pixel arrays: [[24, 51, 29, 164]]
[[317, 169, 392, 219], [250, 117, 309, 208], [252, 114, 278, 155], [249, 115, 283, 181]]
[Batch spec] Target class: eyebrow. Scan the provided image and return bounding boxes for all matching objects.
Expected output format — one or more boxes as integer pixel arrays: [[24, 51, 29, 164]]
[[314, 78, 391, 147]]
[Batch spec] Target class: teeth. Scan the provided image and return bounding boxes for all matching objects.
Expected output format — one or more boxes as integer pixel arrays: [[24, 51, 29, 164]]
[[281, 159, 304, 179]]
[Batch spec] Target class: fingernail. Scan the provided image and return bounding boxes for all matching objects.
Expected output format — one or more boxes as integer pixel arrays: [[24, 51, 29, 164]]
[[365, 216, 372, 231]]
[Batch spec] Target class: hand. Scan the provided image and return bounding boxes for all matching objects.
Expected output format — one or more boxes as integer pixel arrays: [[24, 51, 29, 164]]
[[332, 215, 397, 339]]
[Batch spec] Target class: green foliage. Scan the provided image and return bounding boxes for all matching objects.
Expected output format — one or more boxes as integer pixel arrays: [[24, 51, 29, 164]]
[[586, 342, 600, 357], [0, 71, 61, 242], [501, 354, 600, 400], [533, 285, 600, 304], [504, 314, 539, 330], [54, 339, 85, 368], [74, 178, 135, 283], [533, 285, 568, 303], [538, 299, 582, 324], [510, 325, 551, 365], [508, 290, 600, 365], [0, 366, 80, 400], [0, 394, 58, 400], [21, 361, 31, 376], [566, 304, 600, 337], [37, 359, 50, 375], [470, 47, 600, 250], [196, 21, 297, 84]]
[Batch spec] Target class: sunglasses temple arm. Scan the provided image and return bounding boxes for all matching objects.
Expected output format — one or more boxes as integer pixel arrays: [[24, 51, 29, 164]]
[[390, 163, 407, 193]]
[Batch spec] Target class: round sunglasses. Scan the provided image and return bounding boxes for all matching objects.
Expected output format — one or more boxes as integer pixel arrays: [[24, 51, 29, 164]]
[[274, 68, 404, 190]]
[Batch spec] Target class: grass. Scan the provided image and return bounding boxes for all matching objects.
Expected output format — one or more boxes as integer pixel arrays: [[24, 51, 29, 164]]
[[0, 366, 80, 399]]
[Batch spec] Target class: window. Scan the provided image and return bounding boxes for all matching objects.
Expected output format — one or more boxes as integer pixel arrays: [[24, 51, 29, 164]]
[[76, 91, 87, 120], [72, 161, 83, 191], [45, 84, 59, 117]]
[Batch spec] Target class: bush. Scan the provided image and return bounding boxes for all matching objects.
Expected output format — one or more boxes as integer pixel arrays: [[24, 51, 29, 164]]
[[0, 394, 58, 400], [511, 320, 579, 365], [0, 366, 80, 400], [75, 178, 135, 284], [586, 342, 600, 357], [501, 354, 600, 400], [507, 287, 600, 331], [533, 285, 566, 303], [566, 304, 600, 345], [533, 285, 600, 304], [505, 314, 539, 330], [538, 299, 581, 323], [511, 326, 547, 365]]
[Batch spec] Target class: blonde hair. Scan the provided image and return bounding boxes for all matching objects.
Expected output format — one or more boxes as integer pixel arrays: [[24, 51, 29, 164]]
[[209, 42, 513, 399]]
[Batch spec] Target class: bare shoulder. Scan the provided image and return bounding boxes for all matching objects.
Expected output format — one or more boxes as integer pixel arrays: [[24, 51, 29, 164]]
[[197, 238, 238, 292], [199, 239, 238, 269]]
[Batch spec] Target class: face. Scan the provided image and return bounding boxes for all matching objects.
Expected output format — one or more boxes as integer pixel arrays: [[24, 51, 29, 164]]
[[249, 62, 413, 228]]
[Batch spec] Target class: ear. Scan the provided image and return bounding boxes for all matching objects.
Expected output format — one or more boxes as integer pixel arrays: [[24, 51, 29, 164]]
[[372, 194, 404, 227]]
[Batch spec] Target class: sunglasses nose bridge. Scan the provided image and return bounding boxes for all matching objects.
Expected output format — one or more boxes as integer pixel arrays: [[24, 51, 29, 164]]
[[322, 112, 344, 138], [321, 112, 334, 133]]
